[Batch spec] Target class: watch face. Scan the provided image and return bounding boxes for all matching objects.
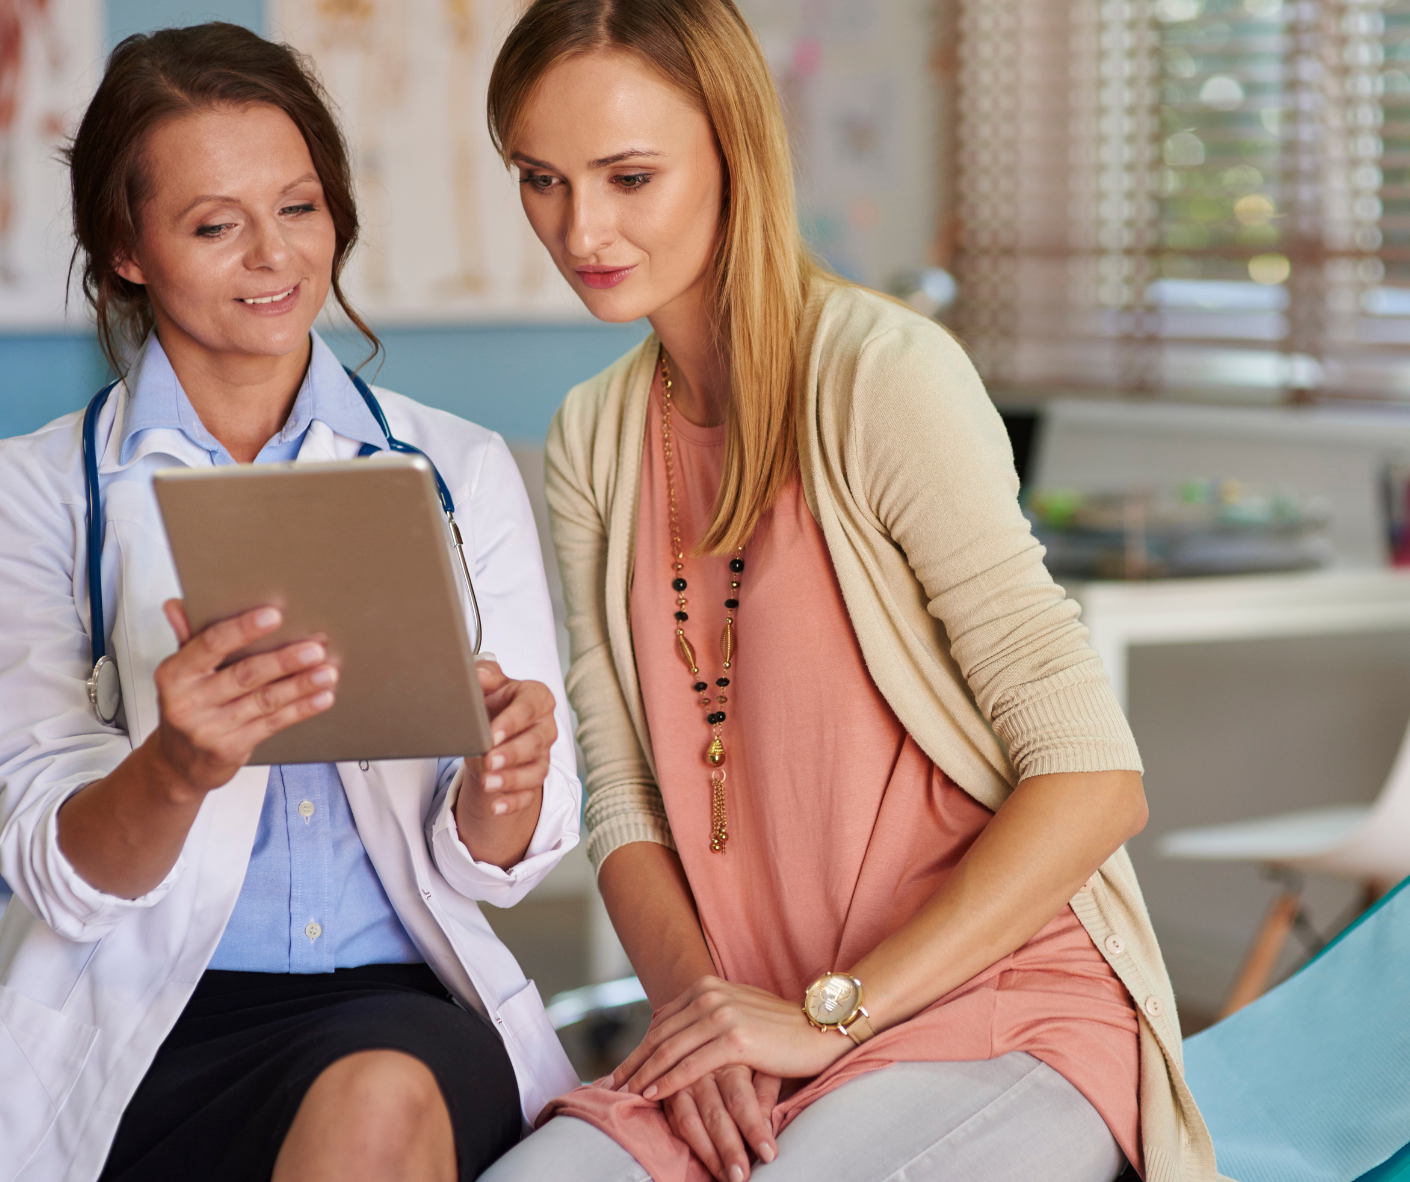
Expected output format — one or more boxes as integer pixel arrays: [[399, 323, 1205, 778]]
[[805, 974, 860, 1026]]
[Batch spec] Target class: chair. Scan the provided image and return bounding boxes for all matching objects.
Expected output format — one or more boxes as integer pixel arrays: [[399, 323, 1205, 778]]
[[1157, 717, 1410, 1017], [1182, 876, 1410, 1182]]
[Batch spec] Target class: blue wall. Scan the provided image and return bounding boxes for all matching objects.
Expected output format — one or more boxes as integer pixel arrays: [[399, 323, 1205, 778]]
[[0, 0, 648, 443]]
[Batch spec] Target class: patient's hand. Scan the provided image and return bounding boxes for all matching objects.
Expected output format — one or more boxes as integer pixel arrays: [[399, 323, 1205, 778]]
[[613, 976, 850, 1104], [662, 1066, 779, 1182]]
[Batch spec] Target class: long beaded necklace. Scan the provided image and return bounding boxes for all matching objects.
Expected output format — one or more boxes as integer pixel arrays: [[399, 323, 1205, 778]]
[[659, 346, 743, 854]]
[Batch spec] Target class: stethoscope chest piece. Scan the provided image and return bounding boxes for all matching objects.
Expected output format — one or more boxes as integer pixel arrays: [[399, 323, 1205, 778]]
[[88, 654, 121, 726]]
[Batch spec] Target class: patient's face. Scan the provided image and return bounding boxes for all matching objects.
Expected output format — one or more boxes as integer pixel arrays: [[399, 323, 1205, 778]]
[[115, 103, 336, 366], [511, 50, 724, 326]]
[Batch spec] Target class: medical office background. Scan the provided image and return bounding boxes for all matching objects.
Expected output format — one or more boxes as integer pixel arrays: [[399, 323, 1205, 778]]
[[6, 0, 1410, 1041]]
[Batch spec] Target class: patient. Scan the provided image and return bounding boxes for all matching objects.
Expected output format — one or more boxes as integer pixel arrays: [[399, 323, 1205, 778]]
[[478, 1, 1213, 1179]]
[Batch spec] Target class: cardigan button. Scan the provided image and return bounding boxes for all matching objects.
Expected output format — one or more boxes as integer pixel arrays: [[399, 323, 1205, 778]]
[[1144, 996, 1163, 1018], [1104, 934, 1125, 956]]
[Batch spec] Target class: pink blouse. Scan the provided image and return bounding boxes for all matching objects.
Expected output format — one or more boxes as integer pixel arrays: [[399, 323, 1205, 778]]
[[544, 382, 1141, 1179]]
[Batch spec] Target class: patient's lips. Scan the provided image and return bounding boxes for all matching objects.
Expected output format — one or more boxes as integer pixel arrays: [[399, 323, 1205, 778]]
[[576, 264, 636, 289]]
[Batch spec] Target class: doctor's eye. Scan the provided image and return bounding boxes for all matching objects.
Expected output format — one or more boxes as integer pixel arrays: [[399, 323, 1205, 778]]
[[613, 172, 652, 191], [520, 172, 560, 193]]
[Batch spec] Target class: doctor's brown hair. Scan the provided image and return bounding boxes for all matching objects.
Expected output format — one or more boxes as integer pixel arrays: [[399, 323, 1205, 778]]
[[488, 0, 824, 555], [66, 22, 378, 374]]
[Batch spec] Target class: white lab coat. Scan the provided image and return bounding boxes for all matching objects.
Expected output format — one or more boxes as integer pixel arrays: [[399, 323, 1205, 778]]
[[0, 379, 583, 1181]]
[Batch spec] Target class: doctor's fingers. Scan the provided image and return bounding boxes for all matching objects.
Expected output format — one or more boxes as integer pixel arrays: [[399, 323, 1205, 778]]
[[199, 640, 336, 709], [483, 678, 557, 746], [222, 683, 338, 757], [485, 712, 555, 774], [163, 605, 286, 678]]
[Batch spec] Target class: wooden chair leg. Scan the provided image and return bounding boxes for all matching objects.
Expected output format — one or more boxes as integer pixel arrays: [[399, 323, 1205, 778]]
[[1219, 890, 1301, 1019]]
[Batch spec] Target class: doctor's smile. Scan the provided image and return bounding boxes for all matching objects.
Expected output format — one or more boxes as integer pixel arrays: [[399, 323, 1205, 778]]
[[236, 282, 302, 310]]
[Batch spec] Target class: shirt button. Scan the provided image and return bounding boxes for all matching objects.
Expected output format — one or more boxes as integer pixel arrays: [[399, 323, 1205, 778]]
[[305, 921, 323, 941], [298, 800, 315, 820], [1144, 995, 1163, 1018], [1104, 934, 1125, 956]]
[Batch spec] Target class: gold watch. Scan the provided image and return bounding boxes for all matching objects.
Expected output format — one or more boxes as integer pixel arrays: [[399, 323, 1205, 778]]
[[802, 971, 876, 1046]]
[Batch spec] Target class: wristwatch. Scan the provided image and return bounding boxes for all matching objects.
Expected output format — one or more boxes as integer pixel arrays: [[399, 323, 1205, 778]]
[[802, 971, 876, 1046]]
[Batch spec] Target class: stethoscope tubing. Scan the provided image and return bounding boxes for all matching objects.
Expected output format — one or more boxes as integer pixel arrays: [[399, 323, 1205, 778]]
[[81, 366, 483, 725]]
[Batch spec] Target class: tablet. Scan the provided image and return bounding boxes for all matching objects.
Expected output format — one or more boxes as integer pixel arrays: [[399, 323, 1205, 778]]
[[153, 454, 492, 765]]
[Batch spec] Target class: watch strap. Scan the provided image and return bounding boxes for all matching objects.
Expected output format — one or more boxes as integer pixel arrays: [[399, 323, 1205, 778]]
[[840, 1006, 876, 1046]]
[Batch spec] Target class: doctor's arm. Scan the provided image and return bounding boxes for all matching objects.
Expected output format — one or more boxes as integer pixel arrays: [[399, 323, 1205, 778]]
[[429, 433, 580, 903], [58, 601, 339, 899]]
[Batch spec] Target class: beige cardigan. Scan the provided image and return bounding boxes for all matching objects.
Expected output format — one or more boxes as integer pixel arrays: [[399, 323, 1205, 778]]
[[545, 282, 1227, 1182]]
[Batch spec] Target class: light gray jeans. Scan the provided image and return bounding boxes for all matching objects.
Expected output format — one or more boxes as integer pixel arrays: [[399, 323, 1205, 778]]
[[481, 1052, 1127, 1182]]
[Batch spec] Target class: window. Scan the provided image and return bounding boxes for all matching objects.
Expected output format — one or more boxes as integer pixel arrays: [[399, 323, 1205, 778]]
[[949, 0, 1410, 401]]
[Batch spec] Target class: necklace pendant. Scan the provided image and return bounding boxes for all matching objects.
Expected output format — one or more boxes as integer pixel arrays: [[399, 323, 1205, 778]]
[[706, 735, 726, 767]]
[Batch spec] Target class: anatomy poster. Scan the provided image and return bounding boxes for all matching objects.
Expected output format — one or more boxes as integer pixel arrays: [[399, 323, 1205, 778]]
[[0, 0, 99, 328], [271, 0, 584, 322]]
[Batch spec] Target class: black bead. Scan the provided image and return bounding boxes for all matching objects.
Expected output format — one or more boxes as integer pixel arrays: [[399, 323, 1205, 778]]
[[674, 611, 689, 621], [716, 678, 730, 686], [694, 681, 708, 692], [706, 712, 717, 723], [672, 578, 687, 591], [716, 710, 726, 721], [729, 558, 745, 572], [725, 598, 739, 608]]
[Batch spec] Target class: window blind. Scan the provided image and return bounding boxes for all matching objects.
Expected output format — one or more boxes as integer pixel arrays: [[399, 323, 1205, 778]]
[[951, 0, 1410, 402]]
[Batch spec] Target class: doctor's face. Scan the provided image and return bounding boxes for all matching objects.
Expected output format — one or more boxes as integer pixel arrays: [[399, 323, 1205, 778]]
[[116, 103, 335, 365], [511, 50, 724, 325]]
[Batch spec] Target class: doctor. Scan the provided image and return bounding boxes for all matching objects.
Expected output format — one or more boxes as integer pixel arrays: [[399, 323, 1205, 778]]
[[0, 22, 580, 1182]]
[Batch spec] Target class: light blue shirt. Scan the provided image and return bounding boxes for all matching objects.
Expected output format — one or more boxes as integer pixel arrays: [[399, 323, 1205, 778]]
[[123, 333, 456, 972]]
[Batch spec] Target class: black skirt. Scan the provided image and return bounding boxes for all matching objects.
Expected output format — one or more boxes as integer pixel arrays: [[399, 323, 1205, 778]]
[[99, 963, 522, 1182]]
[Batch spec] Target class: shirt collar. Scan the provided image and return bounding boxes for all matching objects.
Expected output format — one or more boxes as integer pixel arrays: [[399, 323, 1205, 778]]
[[118, 330, 389, 465]]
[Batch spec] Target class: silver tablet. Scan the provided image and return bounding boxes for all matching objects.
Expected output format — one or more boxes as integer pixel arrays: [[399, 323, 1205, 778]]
[[153, 454, 492, 765]]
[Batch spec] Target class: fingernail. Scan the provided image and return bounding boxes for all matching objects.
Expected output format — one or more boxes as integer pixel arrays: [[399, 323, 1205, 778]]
[[492, 730, 506, 746], [593, 1076, 612, 1088], [485, 774, 503, 789], [311, 691, 334, 709], [729, 1167, 744, 1182], [643, 1085, 657, 1099], [311, 667, 336, 687], [255, 608, 281, 628], [760, 1143, 776, 1164], [297, 644, 323, 666], [492, 800, 509, 815], [489, 753, 505, 770]]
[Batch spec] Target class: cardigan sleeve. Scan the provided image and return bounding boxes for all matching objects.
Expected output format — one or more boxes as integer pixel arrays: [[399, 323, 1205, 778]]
[[843, 315, 1143, 779], [544, 391, 676, 872]]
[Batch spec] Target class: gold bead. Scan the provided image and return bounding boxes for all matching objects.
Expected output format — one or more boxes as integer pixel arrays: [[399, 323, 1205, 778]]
[[706, 736, 726, 766]]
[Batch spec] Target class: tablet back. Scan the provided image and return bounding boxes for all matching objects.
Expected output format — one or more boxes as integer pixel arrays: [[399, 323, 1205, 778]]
[[154, 455, 492, 764]]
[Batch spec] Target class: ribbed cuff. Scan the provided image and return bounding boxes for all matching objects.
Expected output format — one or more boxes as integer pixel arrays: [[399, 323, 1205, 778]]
[[584, 781, 677, 873], [995, 675, 1144, 780]]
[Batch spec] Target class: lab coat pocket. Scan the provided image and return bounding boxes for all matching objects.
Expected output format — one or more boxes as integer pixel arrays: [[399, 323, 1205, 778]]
[[0, 985, 98, 1178], [494, 980, 580, 1120]]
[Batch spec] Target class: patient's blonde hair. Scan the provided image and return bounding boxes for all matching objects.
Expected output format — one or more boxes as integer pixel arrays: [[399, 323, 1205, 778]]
[[488, 0, 827, 553]]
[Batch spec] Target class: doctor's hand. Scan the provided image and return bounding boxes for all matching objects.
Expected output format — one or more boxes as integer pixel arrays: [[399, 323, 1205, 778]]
[[57, 602, 339, 901], [151, 600, 338, 795], [453, 659, 556, 868]]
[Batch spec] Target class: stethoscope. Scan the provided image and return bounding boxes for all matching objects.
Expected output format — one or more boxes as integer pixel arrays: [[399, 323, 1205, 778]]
[[81, 367, 483, 726]]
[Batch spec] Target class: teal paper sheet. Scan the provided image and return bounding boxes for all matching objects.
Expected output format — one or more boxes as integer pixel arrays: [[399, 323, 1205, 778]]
[[1183, 877, 1410, 1182]]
